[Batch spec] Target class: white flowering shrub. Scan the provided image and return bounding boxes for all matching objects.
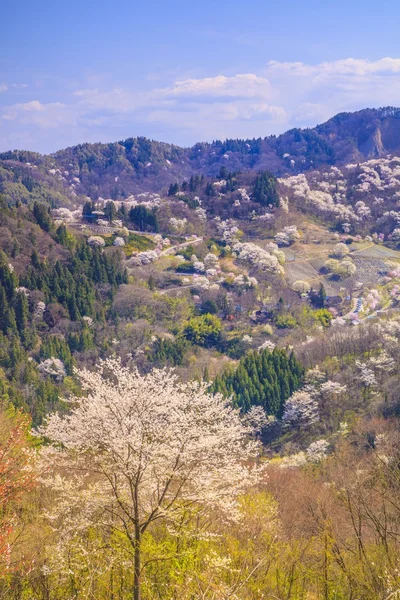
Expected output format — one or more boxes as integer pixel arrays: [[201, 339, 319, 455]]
[[232, 242, 284, 275], [306, 439, 329, 463], [243, 406, 276, 436], [232, 274, 258, 289], [274, 225, 300, 246], [193, 261, 206, 273], [355, 360, 377, 388], [293, 280, 311, 294], [169, 217, 188, 232], [128, 250, 159, 266], [38, 358, 67, 381], [204, 253, 219, 269], [34, 301, 46, 320], [88, 236, 106, 247], [215, 218, 240, 242], [258, 340, 276, 352], [113, 236, 125, 247], [282, 390, 319, 428], [332, 243, 350, 258], [15, 286, 29, 297]]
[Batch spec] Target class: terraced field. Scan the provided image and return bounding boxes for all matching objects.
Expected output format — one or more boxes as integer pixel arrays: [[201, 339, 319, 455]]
[[283, 241, 400, 294], [352, 245, 400, 260]]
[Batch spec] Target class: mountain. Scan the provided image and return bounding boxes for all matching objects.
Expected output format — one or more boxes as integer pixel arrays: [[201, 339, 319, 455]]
[[1, 107, 400, 202]]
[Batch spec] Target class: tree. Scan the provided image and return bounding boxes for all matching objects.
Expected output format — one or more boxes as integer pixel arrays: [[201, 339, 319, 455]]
[[129, 205, 158, 232], [183, 314, 222, 347], [82, 200, 94, 220], [252, 171, 279, 207], [282, 390, 319, 428], [104, 201, 117, 223], [212, 348, 304, 415], [14, 291, 29, 337], [33, 202, 52, 232], [39, 358, 261, 600], [167, 183, 179, 196], [293, 280, 311, 294], [0, 409, 36, 574], [331, 242, 350, 259], [318, 283, 327, 308]]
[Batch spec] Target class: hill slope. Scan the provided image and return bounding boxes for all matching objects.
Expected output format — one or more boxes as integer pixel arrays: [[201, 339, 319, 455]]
[[1, 107, 400, 201]]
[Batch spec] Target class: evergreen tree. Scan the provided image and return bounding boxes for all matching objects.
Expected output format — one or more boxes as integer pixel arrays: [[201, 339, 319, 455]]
[[33, 202, 52, 232], [104, 201, 117, 223], [252, 171, 279, 207], [211, 348, 304, 416], [167, 183, 179, 196], [318, 283, 327, 308]]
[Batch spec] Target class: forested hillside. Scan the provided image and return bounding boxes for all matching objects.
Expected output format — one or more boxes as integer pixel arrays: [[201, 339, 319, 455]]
[[2, 108, 400, 599], [0, 197, 127, 424], [2, 107, 400, 199]]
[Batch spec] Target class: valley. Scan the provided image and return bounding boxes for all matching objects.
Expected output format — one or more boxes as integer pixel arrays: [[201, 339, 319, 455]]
[[2, 108, 400, 599]]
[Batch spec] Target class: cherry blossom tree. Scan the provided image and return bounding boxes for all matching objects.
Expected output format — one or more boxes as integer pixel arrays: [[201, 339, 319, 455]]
[[331, 243, 350, 259], [38, 358, 261, 600], [282, 390, 319, 428]]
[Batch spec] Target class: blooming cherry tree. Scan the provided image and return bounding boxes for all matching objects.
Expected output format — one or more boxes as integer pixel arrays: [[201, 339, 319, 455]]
[[38, 358, 261, 600]]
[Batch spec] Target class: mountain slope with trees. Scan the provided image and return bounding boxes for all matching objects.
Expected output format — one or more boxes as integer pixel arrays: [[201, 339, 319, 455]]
[[2, 107, 400, 200]]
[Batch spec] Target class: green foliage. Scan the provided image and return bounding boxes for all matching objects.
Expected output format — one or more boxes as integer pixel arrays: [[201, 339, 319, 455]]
[[167, 182, 179, 196], [40, 335, 74, 375], [33, 201, 52, 232], [181, 195, 200, 209], [21, 241, 127, 320], [124, 233, 155, 253], [200, 299, 218, 314], [179, 245, 196, 260], [183, 314, 222, 347], [129, 205, 159, 232], [104, 201, 117, 222], [252, 171, 279, 207], [314, 308, 333, 327], [275, 313, 297, 329], [54, 224, 75, 250], [148, 336, 190, 366], [212, 348, 304, 415], [176, 262, 195, 274]]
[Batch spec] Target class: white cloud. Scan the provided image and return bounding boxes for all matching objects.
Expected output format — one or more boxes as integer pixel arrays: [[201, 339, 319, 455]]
[[1, 57, 400, 152], [1, 100, 78, 129], [267, 58, 400, 77], [161, 73, 272, 99], [265, 58, 400, 105], [73, 88, 139, 112], [0, 83, 28, 93]]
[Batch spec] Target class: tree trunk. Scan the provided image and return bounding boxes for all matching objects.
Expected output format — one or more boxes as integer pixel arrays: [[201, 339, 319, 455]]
[[133, 529, 141, 600]]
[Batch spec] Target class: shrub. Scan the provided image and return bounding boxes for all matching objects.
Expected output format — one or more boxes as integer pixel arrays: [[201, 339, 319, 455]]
[[314, 308, 333, 327], [275, 314, 297, 329], [183, 314, 222, 347]]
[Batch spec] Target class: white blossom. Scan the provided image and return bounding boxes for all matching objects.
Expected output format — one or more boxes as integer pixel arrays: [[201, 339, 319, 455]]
[[306, 439, 329, 463], [88, 236, 105, 247], [38, 358, 67, 381], [38, 359, 263, 593], [282, 390, 319, 428]]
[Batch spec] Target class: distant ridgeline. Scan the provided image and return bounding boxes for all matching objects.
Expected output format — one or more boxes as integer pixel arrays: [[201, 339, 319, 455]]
[[2, 107, 400, 201], [211, 348, 304, 416]]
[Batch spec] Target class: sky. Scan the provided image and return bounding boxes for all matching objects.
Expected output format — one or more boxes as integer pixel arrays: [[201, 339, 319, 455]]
[[1, 0, 400, 153]]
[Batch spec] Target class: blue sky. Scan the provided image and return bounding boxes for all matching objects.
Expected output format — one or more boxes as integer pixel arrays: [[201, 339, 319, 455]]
[[1, 0, 400, 153]]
